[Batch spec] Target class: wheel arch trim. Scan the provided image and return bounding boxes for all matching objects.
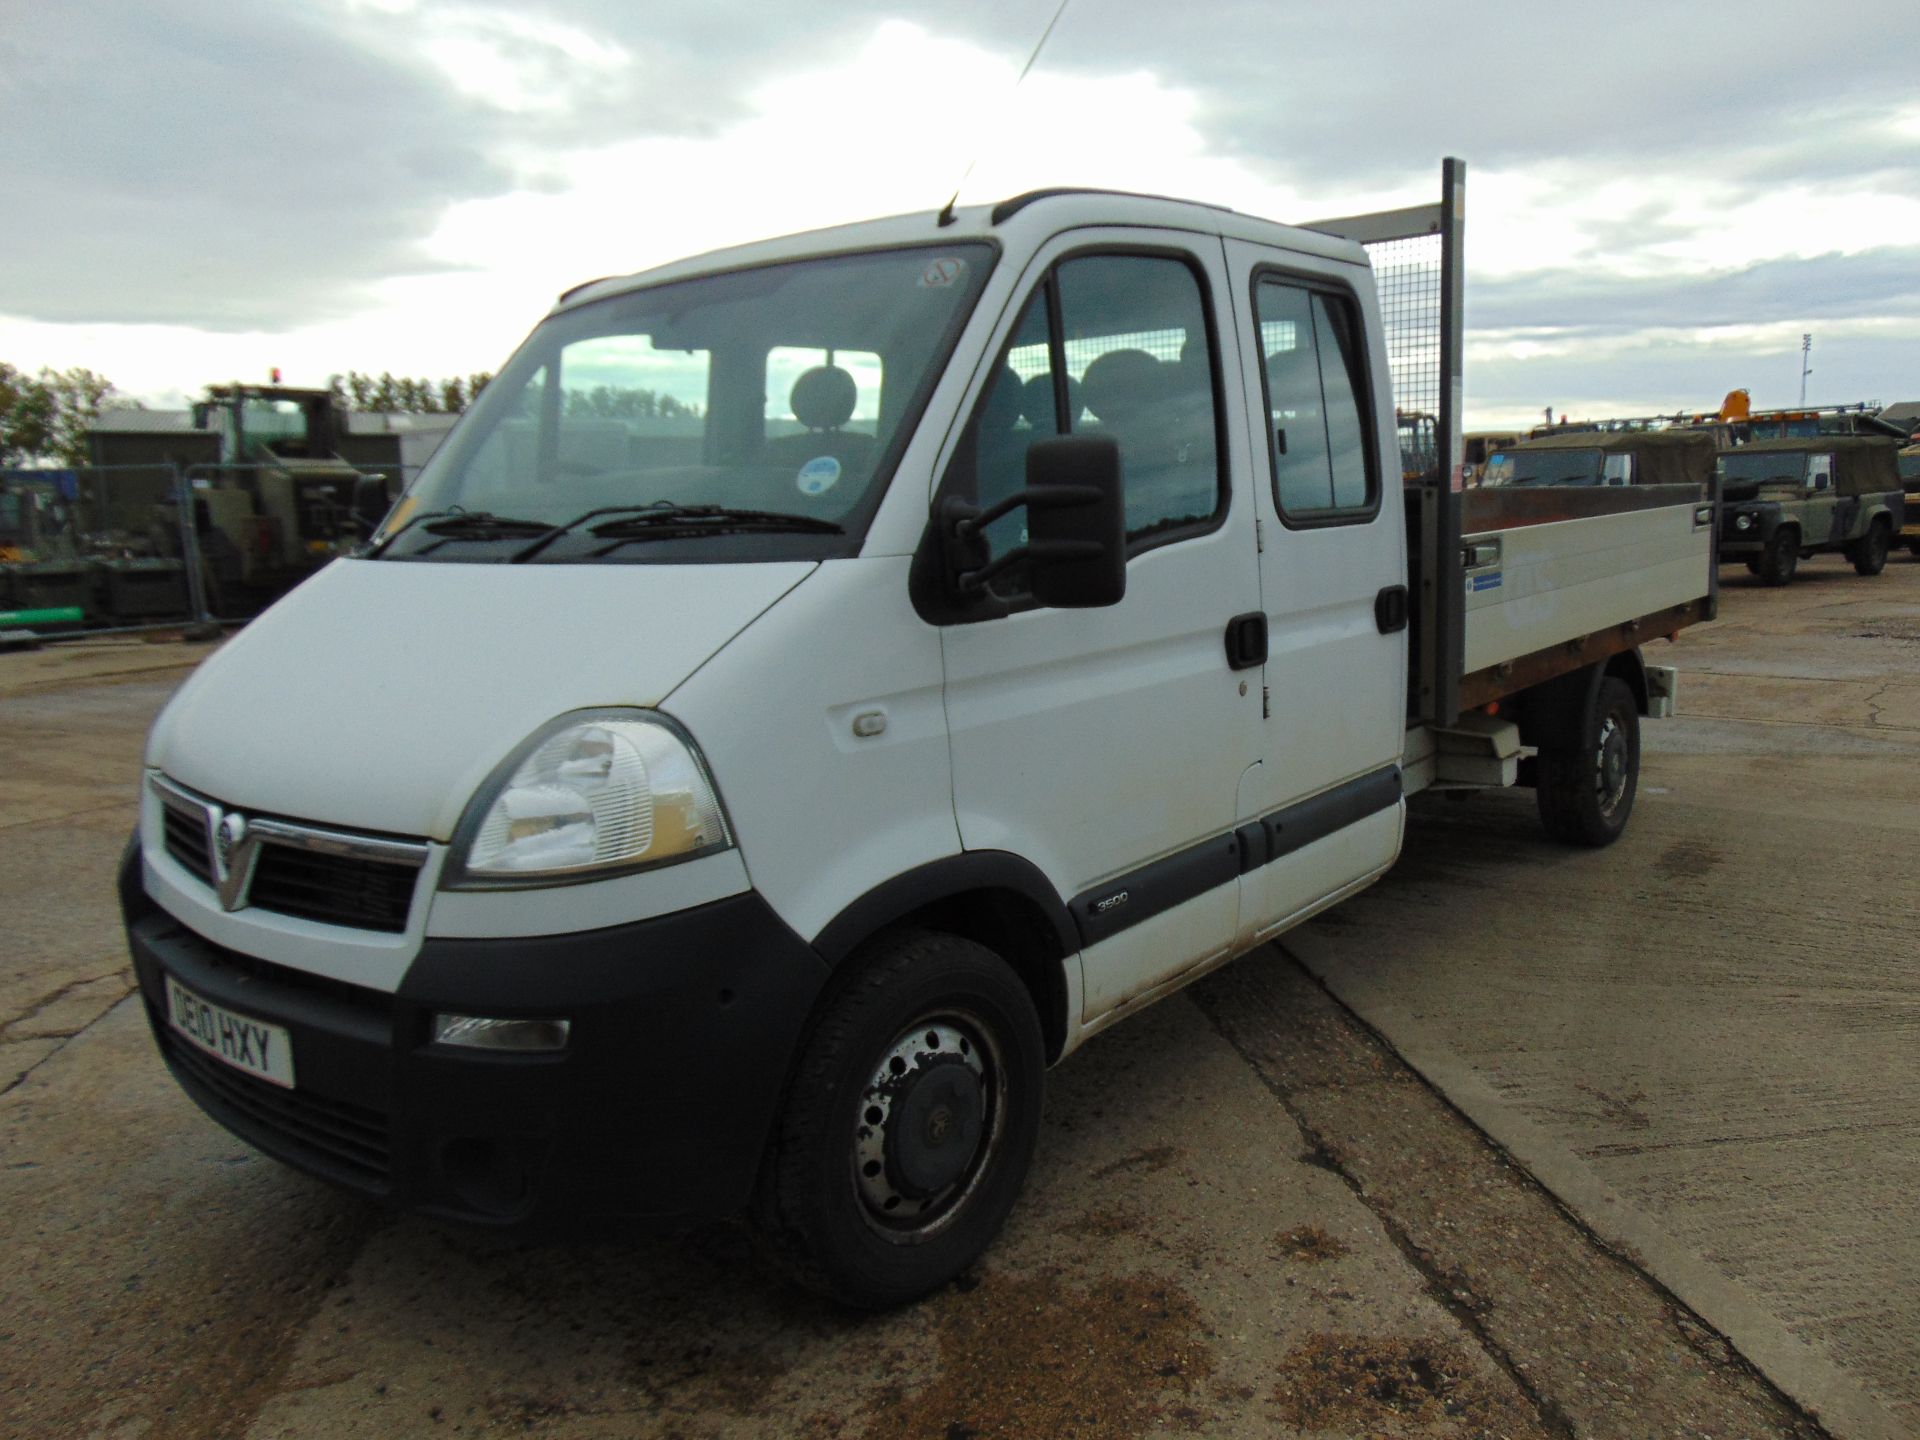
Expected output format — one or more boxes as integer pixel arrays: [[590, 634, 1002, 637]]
[[810, 851, 1077, 965], [1604, 647, 1650, 716], [808, 851, 1079, 1062]]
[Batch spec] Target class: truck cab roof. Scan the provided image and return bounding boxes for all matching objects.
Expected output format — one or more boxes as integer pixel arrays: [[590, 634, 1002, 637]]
[[553, 190, 1371, 314]]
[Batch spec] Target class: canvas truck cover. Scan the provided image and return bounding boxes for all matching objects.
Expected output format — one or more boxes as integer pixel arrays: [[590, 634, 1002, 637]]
[[1723, 435, 1902, 496], [1503, 429, 1715, 489]]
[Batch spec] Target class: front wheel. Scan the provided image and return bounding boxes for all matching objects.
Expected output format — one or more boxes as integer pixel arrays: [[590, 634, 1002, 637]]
[[1536, 676, 1640, 847], [1760, 527, 1798, 586], [753, 930, 1045, 1309], [1851, 520, 1890, 576]]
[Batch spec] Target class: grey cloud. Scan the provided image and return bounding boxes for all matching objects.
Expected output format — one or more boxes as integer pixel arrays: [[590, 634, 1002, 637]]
[[1468, 247, 1920, 335], [1027, 0, 1919, 194], [1471, 330, 1916, 424], [2, 1, 510, 329], [8, 0, 1920, 352]]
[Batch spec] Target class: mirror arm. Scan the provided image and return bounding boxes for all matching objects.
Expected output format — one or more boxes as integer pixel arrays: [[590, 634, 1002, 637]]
[[952, 483, 1107, 540], [956, 538, 1107, 595]]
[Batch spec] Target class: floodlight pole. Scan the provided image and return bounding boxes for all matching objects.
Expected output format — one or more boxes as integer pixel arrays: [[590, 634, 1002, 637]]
[[1800, 333, 1812, 406]]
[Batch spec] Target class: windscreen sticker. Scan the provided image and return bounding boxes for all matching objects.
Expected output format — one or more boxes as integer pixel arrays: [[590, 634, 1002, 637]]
[[797, 456, 842, 496], [919, 257, 967, 289]]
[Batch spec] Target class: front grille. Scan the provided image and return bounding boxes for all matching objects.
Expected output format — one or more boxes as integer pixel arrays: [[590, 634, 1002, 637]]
[[162, 806, 213, 883], [249, 845, 418, 933], [161, 1026, 392, 1190], [152, 775, 426, 934]]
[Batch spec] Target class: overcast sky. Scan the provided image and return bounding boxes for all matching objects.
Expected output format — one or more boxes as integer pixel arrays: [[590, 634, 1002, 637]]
[[4, 0, 1917, 428]]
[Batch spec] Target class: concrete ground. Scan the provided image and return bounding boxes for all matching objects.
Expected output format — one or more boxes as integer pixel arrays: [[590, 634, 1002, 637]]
[[0, 560, 1905, 1439], [1292, 550, 1920, 1439]]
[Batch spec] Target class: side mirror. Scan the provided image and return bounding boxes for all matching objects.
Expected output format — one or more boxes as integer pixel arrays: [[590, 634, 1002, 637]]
[[350, 472, 398, 538], [940, 436, 1126, 608]]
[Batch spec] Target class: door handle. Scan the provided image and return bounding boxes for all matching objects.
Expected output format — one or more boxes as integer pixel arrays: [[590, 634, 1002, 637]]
[[1375, 585, 1408, 634], [1225, 612, 1267, 671]]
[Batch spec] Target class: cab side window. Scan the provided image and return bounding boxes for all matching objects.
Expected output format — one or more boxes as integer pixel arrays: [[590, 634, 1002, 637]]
[[1809, 454, 1834, 492], [956, 253, 1222, 564], [1256, 279, 1376, 522]]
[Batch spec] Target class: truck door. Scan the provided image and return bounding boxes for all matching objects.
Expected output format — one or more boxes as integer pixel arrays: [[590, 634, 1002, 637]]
[[1810, 452, 1848, 543], [1222, 241, 1409, 946], [935, 236, 1265, 1023]]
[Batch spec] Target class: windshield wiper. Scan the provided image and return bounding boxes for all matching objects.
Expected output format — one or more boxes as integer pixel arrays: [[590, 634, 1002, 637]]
[[370, 508, 550, 558], [508, 502, 733, 562], [590, 505, 841, 536], [577, 505, 842, 558], [411, 512, 553, 556]]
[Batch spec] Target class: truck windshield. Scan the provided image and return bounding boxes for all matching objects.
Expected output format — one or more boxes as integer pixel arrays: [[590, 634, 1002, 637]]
[[1497, 448, 1604, 487], [378, 244, 994, 563], [1717, 452, 1808, 485]]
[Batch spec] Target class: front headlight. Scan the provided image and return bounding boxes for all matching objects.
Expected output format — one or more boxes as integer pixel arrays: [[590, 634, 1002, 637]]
[[444, 710, 731, 888], [1735, 512, 1753, 531]]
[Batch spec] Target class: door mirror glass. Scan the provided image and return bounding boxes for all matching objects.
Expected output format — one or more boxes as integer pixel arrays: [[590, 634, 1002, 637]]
[[1026, 437, 1126, 608], [938, 436, 1126, 609]]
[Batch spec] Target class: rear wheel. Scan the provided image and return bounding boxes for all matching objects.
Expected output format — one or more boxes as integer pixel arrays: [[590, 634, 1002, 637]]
[[1760, 527, 1798, 586], [1908, 539, 1920, 558], [1850, 520, 1891, 576], [754, 930, 1045, 1309], [1536, 676, 1639, 848]]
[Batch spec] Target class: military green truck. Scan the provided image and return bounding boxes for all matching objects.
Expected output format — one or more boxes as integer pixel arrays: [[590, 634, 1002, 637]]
[[1480, 428, 1716, 490], [1900, 444, 1920, 557], [1716, 436, 1906, 585]]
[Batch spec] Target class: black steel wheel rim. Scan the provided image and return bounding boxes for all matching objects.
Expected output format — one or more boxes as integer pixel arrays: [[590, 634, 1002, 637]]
[[1594, 711, 1630, 816], [850, 1009, 1006, 1241]]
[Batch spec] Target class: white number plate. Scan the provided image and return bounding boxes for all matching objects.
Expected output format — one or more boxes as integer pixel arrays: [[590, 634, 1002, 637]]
[[166, 977, 296, 1089]]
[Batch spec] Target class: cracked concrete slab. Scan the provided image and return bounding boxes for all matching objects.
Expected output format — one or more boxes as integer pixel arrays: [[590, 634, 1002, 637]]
[[1289, 557, 1920, 1438], [0, 582, 1896, 1440], [0, 633, 218, 701], [0, 675, 177, 1038]]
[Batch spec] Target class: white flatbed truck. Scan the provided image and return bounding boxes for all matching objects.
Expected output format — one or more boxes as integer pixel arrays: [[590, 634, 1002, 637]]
[[119, 161, 1715, 1307]]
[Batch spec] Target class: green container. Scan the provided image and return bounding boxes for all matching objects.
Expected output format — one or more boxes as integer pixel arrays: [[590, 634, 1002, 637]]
[[0, 605, 85, 627]]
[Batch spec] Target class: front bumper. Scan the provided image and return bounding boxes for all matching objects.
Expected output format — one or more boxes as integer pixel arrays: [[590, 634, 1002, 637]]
[[120, 839, 830, 1232]]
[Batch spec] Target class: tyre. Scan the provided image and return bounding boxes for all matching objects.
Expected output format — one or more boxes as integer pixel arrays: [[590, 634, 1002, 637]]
[[1743, 558, 1762, 575], [1907, 539, 1920, 558], [1536, 675, 1639, 847], [1851, 520, 1890, 576], [1759, 527, 1798, 586], [753, 930, 1045, 1309]]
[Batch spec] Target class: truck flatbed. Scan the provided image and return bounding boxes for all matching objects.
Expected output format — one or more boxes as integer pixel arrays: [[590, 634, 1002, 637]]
[[1457, 482, 1714, 705], [1400, 480, 1715, 794]]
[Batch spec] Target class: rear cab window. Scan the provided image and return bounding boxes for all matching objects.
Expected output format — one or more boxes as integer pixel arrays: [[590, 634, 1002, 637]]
[[1253, 278, 1378, 524]]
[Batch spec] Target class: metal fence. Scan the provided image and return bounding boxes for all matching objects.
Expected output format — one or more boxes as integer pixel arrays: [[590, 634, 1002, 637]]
[[0, 462, 416, 639], [1307, 159, 1466, 487], [1369, 235, 1444, 433]]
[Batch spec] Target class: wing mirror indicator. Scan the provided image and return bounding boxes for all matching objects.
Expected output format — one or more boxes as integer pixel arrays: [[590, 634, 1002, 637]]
[[940, 436, 1127, 609]]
